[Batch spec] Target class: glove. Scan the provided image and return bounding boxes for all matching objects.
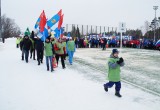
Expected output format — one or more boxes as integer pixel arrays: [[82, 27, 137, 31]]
[[119, 57, 124, 62], [117, 57, 124, 64]]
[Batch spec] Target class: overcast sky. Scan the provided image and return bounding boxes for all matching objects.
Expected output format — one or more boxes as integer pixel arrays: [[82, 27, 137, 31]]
[[2, 0, 160, 32]]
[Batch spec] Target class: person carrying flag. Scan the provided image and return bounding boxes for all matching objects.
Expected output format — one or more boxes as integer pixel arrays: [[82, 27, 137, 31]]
[[55, 39, 66, 69], [35, 36, 44, 65]]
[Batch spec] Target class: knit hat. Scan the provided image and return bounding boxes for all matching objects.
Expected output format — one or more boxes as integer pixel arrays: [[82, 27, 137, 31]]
[[112, 49, 119, 54], [24, 31, 29, 36]]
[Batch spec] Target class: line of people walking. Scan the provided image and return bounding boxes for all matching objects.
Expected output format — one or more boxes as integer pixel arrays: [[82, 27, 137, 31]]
[[17, 31, 76, 72]]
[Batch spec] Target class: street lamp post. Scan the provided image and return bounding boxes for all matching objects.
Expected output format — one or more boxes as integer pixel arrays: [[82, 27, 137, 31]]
[[0, 0, 1, 41], [153, 6, 158, 42]]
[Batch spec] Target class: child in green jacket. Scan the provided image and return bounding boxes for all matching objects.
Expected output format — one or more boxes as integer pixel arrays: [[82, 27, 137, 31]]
[[104, 49, 124, 97]]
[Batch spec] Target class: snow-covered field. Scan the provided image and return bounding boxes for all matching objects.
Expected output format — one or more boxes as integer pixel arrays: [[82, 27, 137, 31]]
[[75, 47, 160, 94], [0, 38, 160, 110]]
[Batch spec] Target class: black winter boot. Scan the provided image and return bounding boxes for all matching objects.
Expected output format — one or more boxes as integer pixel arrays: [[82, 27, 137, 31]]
[[115, 91, 122, 98], [22, 56, 24, 60], [51, 68, 54, 72], [26, 57, 28, 63], [103, 84, 108, 92], [51, 64, 54, 72], [47, 65, 49, 71], [38, 60, 40, 65]]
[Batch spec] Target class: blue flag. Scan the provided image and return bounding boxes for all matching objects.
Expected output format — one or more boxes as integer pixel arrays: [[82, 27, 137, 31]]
[[35, 18, 41, 29], [54, 27, 64, 39], [47, 9, 62, 28], [37, 28, 48, 41], [67, 32, 71, 38], [47, 14, 60, 28]]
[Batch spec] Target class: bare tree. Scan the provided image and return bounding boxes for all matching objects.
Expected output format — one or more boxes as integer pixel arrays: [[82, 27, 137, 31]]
[[1, 15, 21, 40], [144, 21, 150, 38]]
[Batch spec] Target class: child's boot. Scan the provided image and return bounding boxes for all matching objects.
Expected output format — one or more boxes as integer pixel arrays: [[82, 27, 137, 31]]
[[115, 91, 122, 97], [103, 84, 108, 92]]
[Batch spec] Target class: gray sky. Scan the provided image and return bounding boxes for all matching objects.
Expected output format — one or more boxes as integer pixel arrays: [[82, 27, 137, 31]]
[[2, 0, 160, 32]]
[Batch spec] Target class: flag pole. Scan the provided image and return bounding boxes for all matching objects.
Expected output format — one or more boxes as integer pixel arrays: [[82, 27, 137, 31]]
[[59, 28, 62, 40], [43, 31, 46, 48]]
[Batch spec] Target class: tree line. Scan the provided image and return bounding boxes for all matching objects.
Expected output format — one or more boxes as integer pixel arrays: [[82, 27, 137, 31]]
[[1, 14, 21, 43]]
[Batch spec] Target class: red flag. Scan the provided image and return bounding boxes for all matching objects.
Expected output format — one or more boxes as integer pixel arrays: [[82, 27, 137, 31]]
[[58, 9, 62, 16], [58, 14, 64, 30], [39, 10, 47, 32]]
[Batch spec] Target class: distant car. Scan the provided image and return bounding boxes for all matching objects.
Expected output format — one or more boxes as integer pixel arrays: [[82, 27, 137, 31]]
[[127, 40, 140, 48]]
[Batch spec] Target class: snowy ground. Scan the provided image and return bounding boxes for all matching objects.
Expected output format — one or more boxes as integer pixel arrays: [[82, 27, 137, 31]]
[[0, 38, 160, 110], [74, 47, 160, 94]]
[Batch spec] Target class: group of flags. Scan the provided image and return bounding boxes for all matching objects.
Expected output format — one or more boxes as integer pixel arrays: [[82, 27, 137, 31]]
[[34, 9, 64, 41]]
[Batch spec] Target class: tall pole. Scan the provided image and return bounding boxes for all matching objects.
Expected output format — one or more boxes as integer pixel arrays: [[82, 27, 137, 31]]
[[104, 26, 105, 37], [108, 27, 109, 33], [87, 25, 88, 35], [96, 26, 97, 34], [120, 32, 123, 48], [82, 25, 83, 36], [0, 0, 1, 41], [153, 6, 158, 42], [66, 24, 68, 33], [91, 25, 92, 34]]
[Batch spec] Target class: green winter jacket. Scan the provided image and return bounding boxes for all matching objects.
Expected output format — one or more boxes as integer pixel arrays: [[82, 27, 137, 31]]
[[44, 42, 53, 57], [62, 42, 66, 48], [107, 55, 124, 82], [51, 40, 56, 45], [67, 41, 75, 51], [16, 38, 20, 44]]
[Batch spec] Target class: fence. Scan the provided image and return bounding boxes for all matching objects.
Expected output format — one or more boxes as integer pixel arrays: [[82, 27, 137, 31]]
[[63, 24, 118, 36]]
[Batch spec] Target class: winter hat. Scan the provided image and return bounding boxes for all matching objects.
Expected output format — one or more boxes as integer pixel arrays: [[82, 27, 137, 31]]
[[112, 49, 119, 54], [24, 31, 29, 36]]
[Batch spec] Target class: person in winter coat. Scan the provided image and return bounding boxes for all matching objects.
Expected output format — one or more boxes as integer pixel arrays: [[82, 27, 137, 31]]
[[20, 38, 24, 60], [30, 31, 36, 60], [102, 38, 107, 50], [55, 39, 66, 69], [16, 37, 20, 48], [103, 49, 124, 97], [62, 38, 67, 60], [44, 38, 54, 72], [35, 37, 44, 65], [20, 35, 32, 63], [66, 37, 76, 65]]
